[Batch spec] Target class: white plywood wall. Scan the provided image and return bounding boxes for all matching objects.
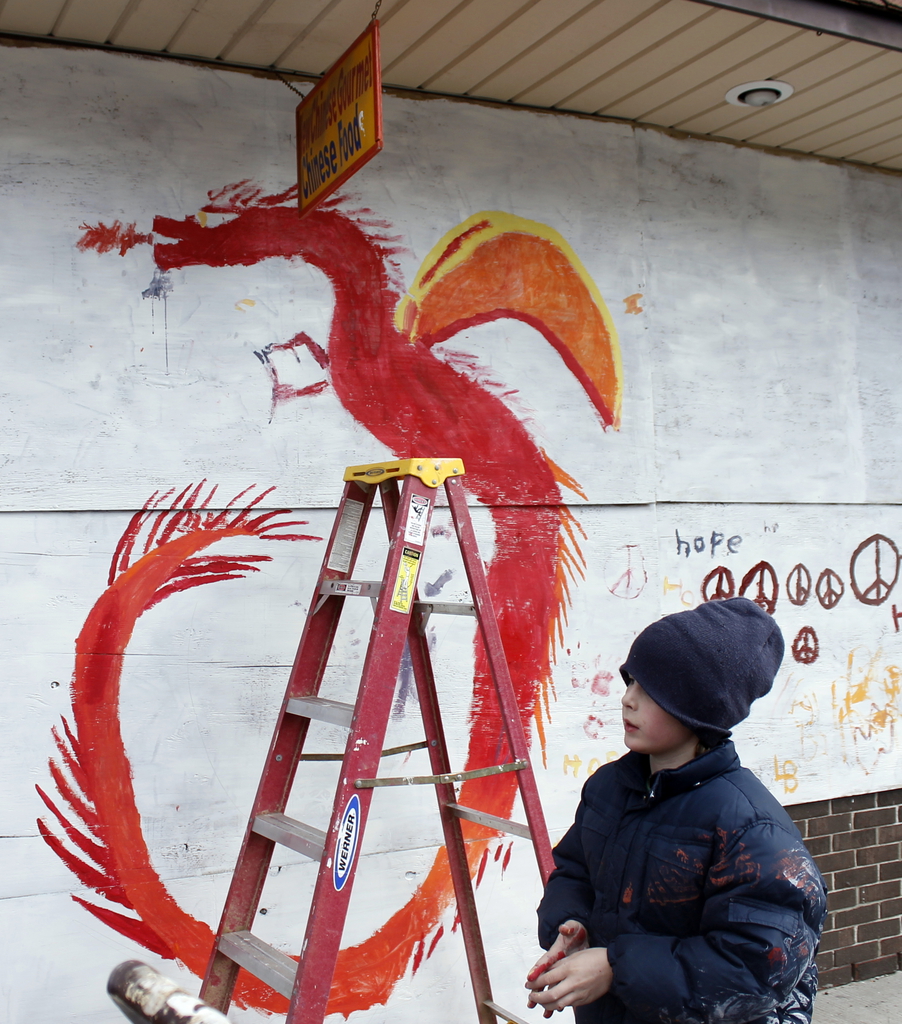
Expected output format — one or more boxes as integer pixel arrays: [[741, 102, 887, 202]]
[[1, 40, 901, 1024]]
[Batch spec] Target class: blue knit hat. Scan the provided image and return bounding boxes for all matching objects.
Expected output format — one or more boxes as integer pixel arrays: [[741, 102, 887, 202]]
[[619, 597, 784, 746]]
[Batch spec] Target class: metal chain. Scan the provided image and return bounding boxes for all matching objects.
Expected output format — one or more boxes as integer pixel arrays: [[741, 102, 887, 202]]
[[276, 72, 305, 96], [277, 0, 381, 98]]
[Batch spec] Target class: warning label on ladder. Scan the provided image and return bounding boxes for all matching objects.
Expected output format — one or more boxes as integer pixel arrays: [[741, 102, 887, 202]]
[[404, 494, 430, 544], [390, 546, 421, 613], [327, 499, 365, 573]]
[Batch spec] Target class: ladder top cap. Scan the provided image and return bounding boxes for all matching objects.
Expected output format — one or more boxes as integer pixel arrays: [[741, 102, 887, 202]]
[[344, 457, 466, 488]]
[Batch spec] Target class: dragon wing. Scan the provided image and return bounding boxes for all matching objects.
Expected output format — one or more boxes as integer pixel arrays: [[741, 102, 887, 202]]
[[396, 210, 622, 430]]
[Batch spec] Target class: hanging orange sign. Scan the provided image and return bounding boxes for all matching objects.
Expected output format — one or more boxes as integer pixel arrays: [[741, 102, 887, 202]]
[[296, 20, 383, 217]]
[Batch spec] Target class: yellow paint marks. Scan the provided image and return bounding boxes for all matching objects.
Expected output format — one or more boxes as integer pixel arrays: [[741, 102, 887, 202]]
[[832, 647, 901, 772], [560, 753, 608, 779], [197, 210, 208, 227], [663, 575, 695, 607], [234, 299, 256, 312], [773, 756, 799, 794], [623, 293, 644, 314]]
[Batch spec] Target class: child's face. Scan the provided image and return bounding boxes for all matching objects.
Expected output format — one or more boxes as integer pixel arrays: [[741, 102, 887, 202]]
[[621, 678, 699, 771]]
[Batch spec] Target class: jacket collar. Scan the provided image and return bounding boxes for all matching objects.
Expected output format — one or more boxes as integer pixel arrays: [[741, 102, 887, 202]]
[[618, 740, 739, 805]]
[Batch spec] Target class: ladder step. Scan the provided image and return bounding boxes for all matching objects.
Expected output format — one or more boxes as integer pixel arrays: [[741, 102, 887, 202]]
[[317, 580, 474, 614], [414, 600, 476, 617], [301, 739, 428, 762], [253, 812, 326, 860], [413, 599, 477, 632], [314, 578, 383, 614], [218, 931, 296, 1000], [415, 599, 476, 619], [319, 578, 383, 599], [355, 758, 528, 789], [286, 695, 355, 728], [447, 803, 532, 840], [315, 579, 476, 620], [484, 1000, 534, 1024]]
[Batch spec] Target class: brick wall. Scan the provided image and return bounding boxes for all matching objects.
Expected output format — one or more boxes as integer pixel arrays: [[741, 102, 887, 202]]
[[787, 787, 902, 987]]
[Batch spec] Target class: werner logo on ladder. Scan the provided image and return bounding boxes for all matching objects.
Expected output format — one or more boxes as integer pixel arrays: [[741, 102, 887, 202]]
[[200, 457, 554, 1024]]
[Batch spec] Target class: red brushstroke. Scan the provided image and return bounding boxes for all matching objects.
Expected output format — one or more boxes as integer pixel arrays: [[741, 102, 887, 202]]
[[411, 939, 426, 975], [256, 331, 331, 414], [476, 847, 491, 887], [77, 220, 153, 256], [48, 182, 620, 1016], [37, 484, 318, 1013], [502, 842, 513, 873], [426, 925, 444, 959], [419, 218, 490, 287]]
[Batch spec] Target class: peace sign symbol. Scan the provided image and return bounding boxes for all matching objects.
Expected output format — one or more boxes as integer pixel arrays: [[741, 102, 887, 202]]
[[702, 566, 735, 603], [739, 560, 778, 614], [604, 544, 648, 600], [791, 626, 819, 665], [816, 568, 844, 610], [850, 534, 900, 607], [786, 564, 811, 607]]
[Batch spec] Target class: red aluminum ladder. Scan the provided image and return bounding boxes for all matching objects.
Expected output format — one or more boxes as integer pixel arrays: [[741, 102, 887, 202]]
[[199, 456, 554, 1024]]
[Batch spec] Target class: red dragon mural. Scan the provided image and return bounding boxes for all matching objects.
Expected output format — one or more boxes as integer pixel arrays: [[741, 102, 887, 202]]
[[38, 183, 621, 1016]]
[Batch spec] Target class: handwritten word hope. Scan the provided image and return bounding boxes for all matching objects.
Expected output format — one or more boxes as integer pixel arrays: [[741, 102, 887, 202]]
[[675, 530, 742, 558], [563, 751, 620, 779]]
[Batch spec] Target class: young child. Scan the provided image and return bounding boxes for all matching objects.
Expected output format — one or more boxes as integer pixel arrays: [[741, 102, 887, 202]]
[[525, 597, 827, 1024]]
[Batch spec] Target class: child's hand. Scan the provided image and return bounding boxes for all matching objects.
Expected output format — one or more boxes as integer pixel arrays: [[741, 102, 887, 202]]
[[525, 921, 591, 1014], [525, 946, 612, 1017], [529, 920, 588, 978]]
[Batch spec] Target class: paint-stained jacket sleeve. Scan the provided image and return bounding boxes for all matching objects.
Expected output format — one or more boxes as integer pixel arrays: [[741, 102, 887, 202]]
[[536, 799, 595, 950], [606, 819, 826, 1024]]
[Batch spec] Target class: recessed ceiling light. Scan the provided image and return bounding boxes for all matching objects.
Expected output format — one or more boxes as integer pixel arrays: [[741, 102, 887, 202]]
[[725, 80, 794, 108]]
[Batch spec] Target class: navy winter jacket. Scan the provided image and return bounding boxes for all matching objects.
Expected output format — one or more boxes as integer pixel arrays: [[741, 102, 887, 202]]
[[537, 741, 827, 1024]]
